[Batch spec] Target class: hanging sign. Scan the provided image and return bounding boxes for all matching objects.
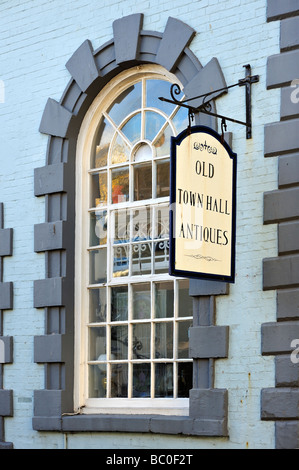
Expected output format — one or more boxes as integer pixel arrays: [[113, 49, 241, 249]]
[[169, 125, 237, 283]]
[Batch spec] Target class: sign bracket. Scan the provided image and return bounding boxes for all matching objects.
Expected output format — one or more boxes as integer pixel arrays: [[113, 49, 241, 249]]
[[159, 64, 259, 139]]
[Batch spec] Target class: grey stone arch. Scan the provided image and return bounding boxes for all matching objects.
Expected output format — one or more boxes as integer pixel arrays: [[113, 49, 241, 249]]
[[34, 13, 230, 436]]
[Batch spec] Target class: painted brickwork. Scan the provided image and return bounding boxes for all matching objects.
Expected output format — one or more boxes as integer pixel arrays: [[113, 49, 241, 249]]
[[0, 0, 281, 448]]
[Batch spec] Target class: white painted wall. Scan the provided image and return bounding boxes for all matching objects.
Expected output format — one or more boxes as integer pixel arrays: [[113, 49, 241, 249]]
[[0, 0, 279, 449]]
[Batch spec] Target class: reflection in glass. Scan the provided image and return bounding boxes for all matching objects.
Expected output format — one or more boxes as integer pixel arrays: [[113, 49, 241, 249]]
[[89, 288, 107, 323], [132, 243, 152, 276], [111, 167, 129, 204], [90, 210, 107, 246], [89, 326, 106, 361], [178, 362, 192, 398], [122, 113, 141, 144], [155, 323, 173, 358], [89, 364, 106, 398], [133, 284, 151, 320], [178, 280, 192, 317], [132, 207, 151, 241], [145, 111, 165, 141], [89, 249, 107, 284], [113, 209, 130, 243], [111, 134, 130, 165], [134, 163, 152, 201], [90, 172, 107, 207], [133, 323, 151, 359], [111, 286, 128, 322], [154, 240, 169, 274], [111, 325, 128, 360], [134, 142, 152, 163], [154, 205, 169, 239], [154, 124, 173, 157], [178, 320, 192, 359], [156, 160, 170, 198], [111, 363, 128, 398], [92, 118, 114, 169], [155, 282, 174, 318], [172, 106, 189, 135], [155, 363, 173, 397], [107, 83, 142, 126], [146, 79, 178, 115], [113, 245, 129, 278], [133, 363, 150, 397]]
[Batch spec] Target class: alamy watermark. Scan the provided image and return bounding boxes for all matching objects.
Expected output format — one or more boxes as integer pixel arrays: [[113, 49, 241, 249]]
[[290, 79, 299, 104], [291, 339, 299, 364]]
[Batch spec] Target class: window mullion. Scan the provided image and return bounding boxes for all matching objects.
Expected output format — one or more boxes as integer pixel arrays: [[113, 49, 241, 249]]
[[128, 284, 133, 398], [173, 280, 179, 399]]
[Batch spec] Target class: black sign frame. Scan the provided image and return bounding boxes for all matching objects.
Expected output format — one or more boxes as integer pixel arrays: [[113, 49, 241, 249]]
[[169, 125, 237, 283]]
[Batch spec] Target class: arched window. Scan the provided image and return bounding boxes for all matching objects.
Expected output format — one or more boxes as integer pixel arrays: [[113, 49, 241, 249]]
[[75, 65, 193, 414]]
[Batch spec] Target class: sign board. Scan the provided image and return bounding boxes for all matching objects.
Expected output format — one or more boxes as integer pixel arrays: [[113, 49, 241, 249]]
[[169, 126, 237, 283]]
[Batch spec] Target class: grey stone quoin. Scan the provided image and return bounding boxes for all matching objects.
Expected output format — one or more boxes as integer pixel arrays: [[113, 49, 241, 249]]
[[0, 203, 13, 449], [261, 0, 299, 449]]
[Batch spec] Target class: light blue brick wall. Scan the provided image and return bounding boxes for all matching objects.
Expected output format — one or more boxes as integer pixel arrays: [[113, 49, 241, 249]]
[[0, 0, 279, 448]]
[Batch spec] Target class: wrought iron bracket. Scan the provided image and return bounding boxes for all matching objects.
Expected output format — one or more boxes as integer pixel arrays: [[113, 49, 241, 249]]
[[159, 64, 259, 139]]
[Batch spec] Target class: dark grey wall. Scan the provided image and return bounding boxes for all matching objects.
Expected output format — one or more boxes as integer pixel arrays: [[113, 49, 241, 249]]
[[0, 203, 13, 449], [34, 14, 231, 437], [262, 0, 299, 449]]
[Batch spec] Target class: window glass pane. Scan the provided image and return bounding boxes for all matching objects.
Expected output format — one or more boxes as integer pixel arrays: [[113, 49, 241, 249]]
[[133, 284, 151, 320], [178, 320, 192, 359], [89, 326, 106, 361], [155, 363, 173, 397], [154, 205, 169, 239], [121, 113, 141, 144], [89, 288, 107, 323], [132, 242, 152, 276], [111, 134, 130, 165], [113, 209, 130, 244], [145, 111, 165, 141], [89, 249, 107, 284], [133, 323, 151, 360], [178, 362, 192, 398], [156, 159, 170, 198], [89, 364, 106, 398], [92, 118, 113, 169], [111, 325, 128, 360], [134, 163, 152, 201], [132, 207, 151, 241], [155, 282, 174, 318], [90, 172, 107, 208], [90, 210, 107, 246], [107, 83, 142, 126], [111, 363, 128, 398], [178, 280, 193, 318], [154, 124, 173, 157], [154, 240, 169, 274], [133, 142, 152, 163], [172, 106, 189, 135], [111, 167, 129, 204], [133, 363, 150, 397], [111, 286, 128, 322], [146, 79, 178, 115], [113, 245, 129, 278], [155, 322, 173, 358]]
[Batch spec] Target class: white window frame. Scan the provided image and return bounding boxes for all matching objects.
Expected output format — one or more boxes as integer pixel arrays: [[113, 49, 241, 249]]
[[74, 65, 192, 415]]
